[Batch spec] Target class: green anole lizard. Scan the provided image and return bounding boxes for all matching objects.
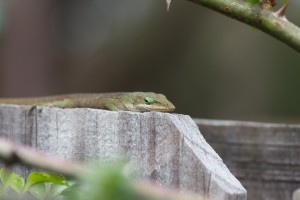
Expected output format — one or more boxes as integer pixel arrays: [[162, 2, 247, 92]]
[[0, 92, 175, 112]]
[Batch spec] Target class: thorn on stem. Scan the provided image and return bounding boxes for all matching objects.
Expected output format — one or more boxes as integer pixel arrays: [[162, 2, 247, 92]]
[[274, 2, 289, 20], [166, 0, 172, 12]]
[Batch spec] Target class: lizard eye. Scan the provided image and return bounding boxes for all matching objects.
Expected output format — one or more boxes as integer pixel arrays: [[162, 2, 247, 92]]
[[144, 97, 154, 105]]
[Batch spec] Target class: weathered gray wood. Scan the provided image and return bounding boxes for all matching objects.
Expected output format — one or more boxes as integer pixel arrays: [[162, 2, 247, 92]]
[[0, 105, 246, 200], [293, 189, 300, 200], [195, 119, 300, 200]]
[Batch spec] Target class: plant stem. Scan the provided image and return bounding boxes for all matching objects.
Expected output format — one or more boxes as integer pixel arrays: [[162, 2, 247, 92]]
[[0, 138, 87, 177], [187, 0, 300, 53]]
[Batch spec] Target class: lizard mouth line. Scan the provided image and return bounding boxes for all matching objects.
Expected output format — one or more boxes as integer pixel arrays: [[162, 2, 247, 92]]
[[136, 105, 175, 112]]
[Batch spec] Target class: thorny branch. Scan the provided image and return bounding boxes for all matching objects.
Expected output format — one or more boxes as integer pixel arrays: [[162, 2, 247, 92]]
[[167, 0, 300, 53]]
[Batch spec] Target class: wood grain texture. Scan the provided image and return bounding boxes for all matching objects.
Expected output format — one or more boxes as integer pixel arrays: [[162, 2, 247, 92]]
[[0, 105, 246, 200], [195, 119, 300, 200]]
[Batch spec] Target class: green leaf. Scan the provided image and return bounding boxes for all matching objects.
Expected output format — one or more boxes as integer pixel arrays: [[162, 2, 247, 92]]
[[28, 183, 46, 200], [283, 0, 288, 4], [0, 168, 24, 193], [0, 168, 8, 196], [24, 172, 69, 191], [58, 180, 81, 200], [5, 172, 25, 193], [29, 183, 70, 200], [81, 164, 147, 200], [48, 183, 69, 199], [247, 0, 259, 3], [0, 168, 12, 188], [3, 188, 20, 199]]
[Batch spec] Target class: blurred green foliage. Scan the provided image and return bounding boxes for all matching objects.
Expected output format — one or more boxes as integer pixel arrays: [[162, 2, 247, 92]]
[[0, 168, 69, 200], [0, 164, 158, 200]]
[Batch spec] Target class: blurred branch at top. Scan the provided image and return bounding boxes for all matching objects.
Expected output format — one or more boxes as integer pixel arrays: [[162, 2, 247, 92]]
[[185, 0, 300, 53]]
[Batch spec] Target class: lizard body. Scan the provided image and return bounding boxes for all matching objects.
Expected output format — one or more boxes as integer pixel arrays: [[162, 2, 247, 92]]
[[0, 92, 175, 112]]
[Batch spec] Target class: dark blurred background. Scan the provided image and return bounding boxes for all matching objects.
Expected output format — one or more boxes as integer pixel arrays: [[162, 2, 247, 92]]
[[0, 0, 299, 122]]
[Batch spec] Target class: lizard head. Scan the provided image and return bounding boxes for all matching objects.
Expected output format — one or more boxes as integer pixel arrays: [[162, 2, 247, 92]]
[[119, 92, 175, 112]]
